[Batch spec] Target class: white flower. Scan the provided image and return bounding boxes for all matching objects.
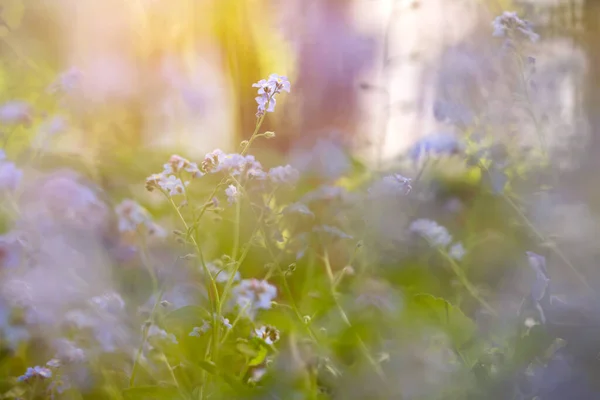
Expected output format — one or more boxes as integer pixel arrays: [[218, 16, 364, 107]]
[[268, 165, 299, 185], [252, 73, 291, 115], [369, 174, 412, 196], [225, 184, 239, 205], [254, 325, 280, 345], [163, 154, 203, 178], [409, 219, 453, 248], [90, 292, 125, 313], [159, 175, 187, 196], [207, 261, 241, 283], [449, 243, 466, 260], [232, 279, 277, 320]]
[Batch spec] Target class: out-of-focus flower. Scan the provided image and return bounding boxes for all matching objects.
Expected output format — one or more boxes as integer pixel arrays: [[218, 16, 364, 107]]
[[254, 325, 280, 345], [409, 133, 464, 161], [147, 324, 178, 344], [0, 232, 22, 268], [449, 243, 466, 260], [409, 219, 453, 248], [232, 279, 277, 320], [90, 292, 125, 313], [53, 339, 86, 364], [159, 175, 187, 196], [268, 165, 299, 185], [225, 184, 239, 205], [283, 203, 314, 218], [0, 161, 22, 191], [17, 366, 52, 382], [492, 11, 539, 43], [115, 199, 165, 237], [48, 67, 83, 94], [201, 150, 265, 179], [207, 260, 241, 283], [290, 138, 351, 181], [369, 174, 412, 197], [0, 101, 31, 126]]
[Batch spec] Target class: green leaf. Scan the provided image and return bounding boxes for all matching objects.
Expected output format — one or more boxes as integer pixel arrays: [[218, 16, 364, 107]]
[[122, 385, 180, 400], [410, 294, 476, 347], [197, 360, 217, 375], [248, 345, 268, 367], [163, 306, 207, 328]]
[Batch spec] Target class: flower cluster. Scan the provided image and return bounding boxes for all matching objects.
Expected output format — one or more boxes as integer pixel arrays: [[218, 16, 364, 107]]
[[115, 199, 165, 237], [201, 149, 265, 178], [145, 154, 201, 196], [409, 219, 466, 260], [231, 279, 277, 320], [268, 165, 300, 185], [492, 11, 539, 43], [252, 74, 291, 116], [17, 366, 52, 382], [189, 315, 232, 337]]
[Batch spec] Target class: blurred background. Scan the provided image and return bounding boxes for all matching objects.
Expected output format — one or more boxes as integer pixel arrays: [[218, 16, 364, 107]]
[[3, 0, 597, 169]]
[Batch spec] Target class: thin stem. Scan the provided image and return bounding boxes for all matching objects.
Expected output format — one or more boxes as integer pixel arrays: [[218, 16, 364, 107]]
[[322, 251, 386, 380]]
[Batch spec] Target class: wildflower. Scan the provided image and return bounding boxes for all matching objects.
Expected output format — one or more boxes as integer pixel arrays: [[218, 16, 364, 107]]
[[0, 161, 23, 191], [409, 219, 453, 248], [449, 243, 466, 260], [147, 324, 178, 344], [254, 325, 280, 345], [90, 292, 126, 313], [369, 174, 412, 197], [225, 184, 239, 205], [492, 11, 539, 43], [159, 175, 187, 196], [46, 359, 61, 368], [410, 132, 463, 161], [268, 165, 300, 185], [17, 366, 52, 382], [115, 199, 165, 237], [252, 74, 291, 115], [232, 279, 277, 319], [0, 101, 31, 125], [163, 154, 203, 178], [189, 321, 211, 337], [207, 260, 241, 283], [53, 339, 86, 364]]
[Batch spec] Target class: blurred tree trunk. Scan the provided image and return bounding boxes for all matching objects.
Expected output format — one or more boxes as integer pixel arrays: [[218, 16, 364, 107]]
[[581, 0, 600, 176]]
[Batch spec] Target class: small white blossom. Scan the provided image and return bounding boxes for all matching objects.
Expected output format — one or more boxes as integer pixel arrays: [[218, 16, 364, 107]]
[[207, 261, 241, 283], [189, 321, 212, 337], [409, 219, 453, 248], [159, 175, 187, 196], [370, 174, 412, 196], [254, 325, 280, 345], [232, 279, 277, 320], [90, 292, 125, 313], [252, 74, 291, 115]]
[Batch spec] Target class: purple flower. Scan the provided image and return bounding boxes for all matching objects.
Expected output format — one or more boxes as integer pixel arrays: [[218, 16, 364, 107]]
[[17, 366, 52, 382]]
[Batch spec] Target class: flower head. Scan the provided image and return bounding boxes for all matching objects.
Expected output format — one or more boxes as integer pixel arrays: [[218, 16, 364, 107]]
[[409, 219, 453, 248], [492, 11, 539, 43], [225, 184, 239, 205], [17, 366, 52, 382], [252, 73, 291, 116], [254, 325, 280, 345], [232, 279, 277, 320]]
